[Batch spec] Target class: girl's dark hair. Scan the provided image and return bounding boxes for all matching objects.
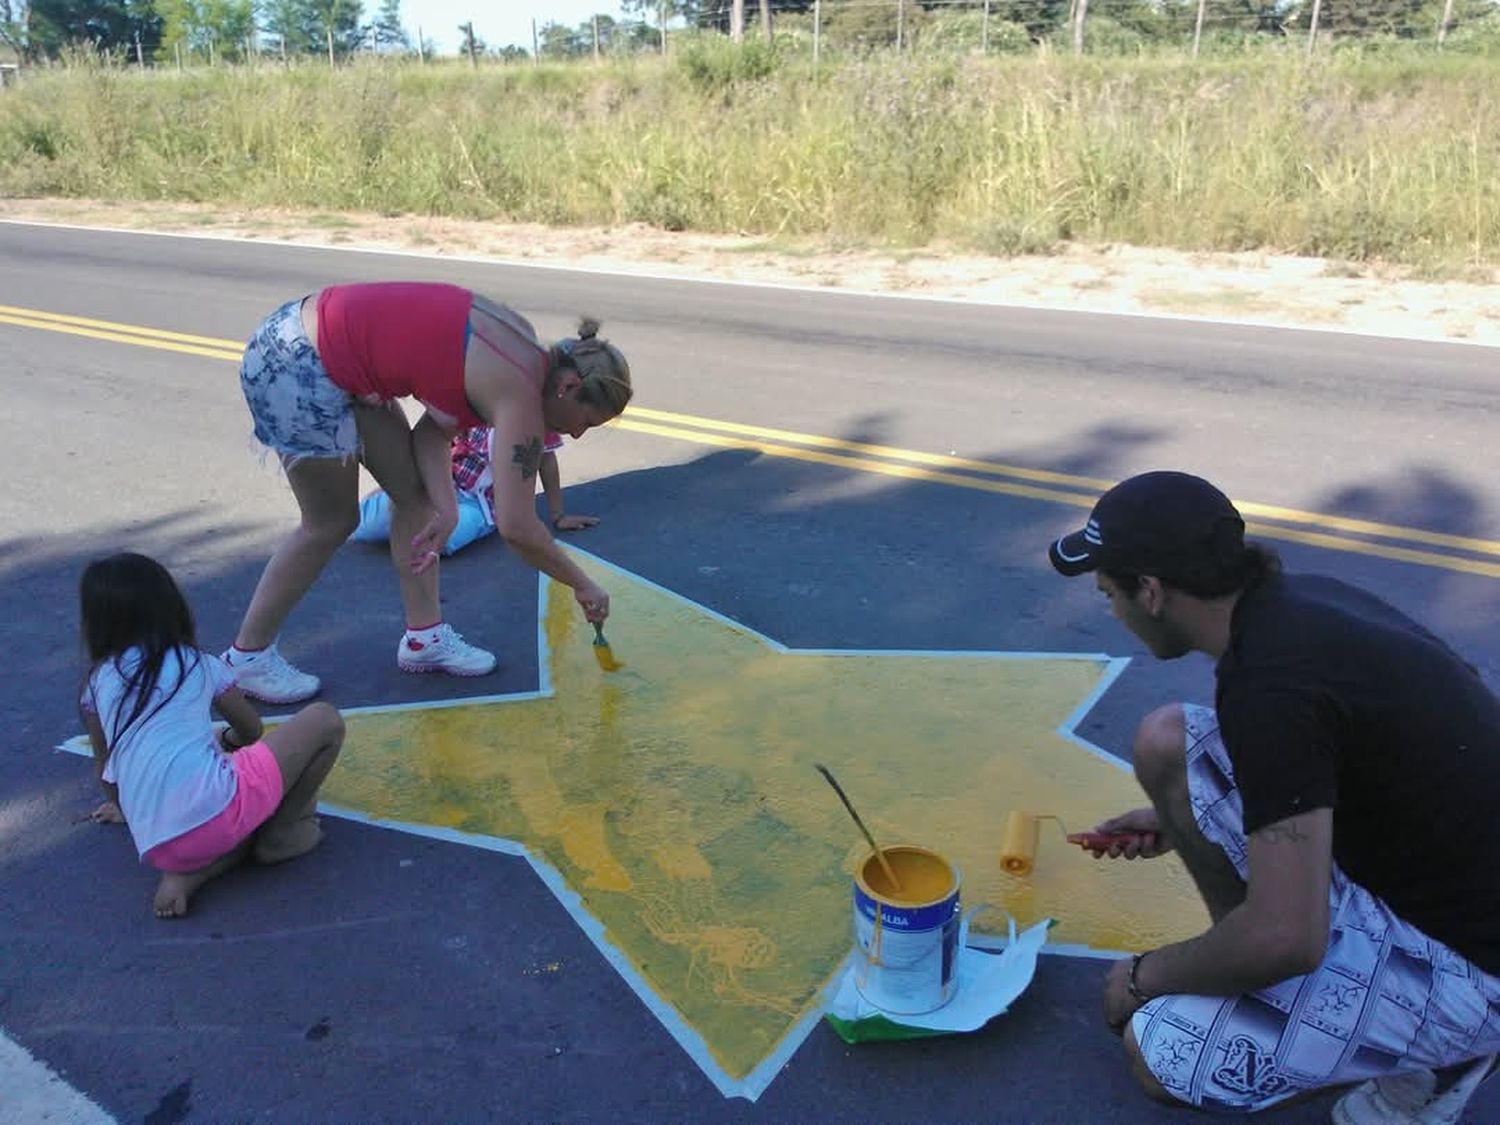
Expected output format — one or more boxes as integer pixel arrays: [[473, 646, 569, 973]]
[[1103, 539, 1282, 599], [79, 552, 199, 754]]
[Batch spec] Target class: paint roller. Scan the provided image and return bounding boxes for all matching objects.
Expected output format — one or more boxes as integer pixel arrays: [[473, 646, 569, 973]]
[[999, 811, 1155, 877]]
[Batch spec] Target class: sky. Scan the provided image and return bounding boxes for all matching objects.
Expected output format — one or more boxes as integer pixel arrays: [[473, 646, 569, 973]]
[[396, 0, 630, 55]]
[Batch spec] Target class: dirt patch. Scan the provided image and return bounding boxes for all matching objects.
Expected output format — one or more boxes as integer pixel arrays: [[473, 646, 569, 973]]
[[4, 197, 1497, 347]]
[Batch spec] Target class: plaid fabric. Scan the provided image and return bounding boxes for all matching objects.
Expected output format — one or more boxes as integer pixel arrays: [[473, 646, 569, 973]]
[[450, 426, 492, 496]]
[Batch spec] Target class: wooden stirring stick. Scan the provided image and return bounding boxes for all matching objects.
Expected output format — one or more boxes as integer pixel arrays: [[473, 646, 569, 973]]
[[815, 763, 902, 893]]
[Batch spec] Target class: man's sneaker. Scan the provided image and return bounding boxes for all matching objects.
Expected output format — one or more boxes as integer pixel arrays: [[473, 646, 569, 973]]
[[1333, 1054, 1496, 1125], [397, 625, 497, 677], [223, 644, 321, 705]]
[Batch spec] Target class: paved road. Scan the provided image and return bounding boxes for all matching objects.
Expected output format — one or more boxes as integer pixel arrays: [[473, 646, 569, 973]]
[[1, 222, 1495, 1122]]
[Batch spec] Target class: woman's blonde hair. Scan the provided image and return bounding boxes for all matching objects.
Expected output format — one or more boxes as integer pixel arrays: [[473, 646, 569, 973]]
[[549, 316, 633, 417]]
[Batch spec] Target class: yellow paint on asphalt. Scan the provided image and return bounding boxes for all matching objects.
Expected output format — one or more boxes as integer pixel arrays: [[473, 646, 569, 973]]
[[325, 563, 1203, 1078], [4, 301, 1492, 576]]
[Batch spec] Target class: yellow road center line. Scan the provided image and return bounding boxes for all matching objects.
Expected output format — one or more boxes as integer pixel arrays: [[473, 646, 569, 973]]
[[5, 304, 1496, 572], [0, 303, 240, 348], [0, 313, 244, 362], [630, 407, 1500, 559], [617, 419, 1500, 579]]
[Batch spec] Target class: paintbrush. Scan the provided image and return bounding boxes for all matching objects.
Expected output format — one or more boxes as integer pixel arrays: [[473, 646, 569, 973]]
[[592, 621, 623, 671], [815, 763, 902, 893]]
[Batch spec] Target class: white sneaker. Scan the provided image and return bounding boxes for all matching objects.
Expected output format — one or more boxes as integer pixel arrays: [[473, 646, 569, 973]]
[[223, 643, 321, 704], [1333, 1054, 1496, 1124], [396, 625, 496, 677]]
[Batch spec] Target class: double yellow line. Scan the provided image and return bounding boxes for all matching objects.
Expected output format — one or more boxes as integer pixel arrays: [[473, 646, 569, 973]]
[[6, 302, 1498, 578]]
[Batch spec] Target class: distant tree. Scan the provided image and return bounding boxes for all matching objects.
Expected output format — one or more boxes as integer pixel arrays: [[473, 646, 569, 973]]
[[369, 0, 406, 49], [537, 17, 586, 57], [29, 0, 162, 56], [158, 0, 255, 61], [1287, 0, 1427, 36], [493, 42, 527, 61], [1, 0, 30, 57]]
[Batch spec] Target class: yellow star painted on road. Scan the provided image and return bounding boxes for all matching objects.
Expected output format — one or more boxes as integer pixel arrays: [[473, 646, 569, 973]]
[[323, 550, 1205, 1088]]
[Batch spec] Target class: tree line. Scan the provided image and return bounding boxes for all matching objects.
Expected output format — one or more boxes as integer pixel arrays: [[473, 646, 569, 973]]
[[2, 0, 1493, 63]]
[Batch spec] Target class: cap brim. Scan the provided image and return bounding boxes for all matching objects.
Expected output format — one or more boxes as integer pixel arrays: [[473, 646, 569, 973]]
[[1049, 530, 1100, 576]]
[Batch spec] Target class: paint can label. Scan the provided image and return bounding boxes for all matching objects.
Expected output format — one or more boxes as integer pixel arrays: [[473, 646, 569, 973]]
[[851, 847, 961, 1015]]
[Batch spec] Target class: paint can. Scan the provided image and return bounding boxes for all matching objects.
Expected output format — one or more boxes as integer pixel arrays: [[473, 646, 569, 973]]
[[851, 845, 961, 1015]]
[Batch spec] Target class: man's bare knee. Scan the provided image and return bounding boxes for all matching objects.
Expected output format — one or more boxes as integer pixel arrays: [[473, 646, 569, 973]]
[[1133, 703, 1187, 795], [1124, 1022, 1182, 1107]]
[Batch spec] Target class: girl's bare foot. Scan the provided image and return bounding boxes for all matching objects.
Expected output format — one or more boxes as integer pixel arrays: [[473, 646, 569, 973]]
[[153, 870, 210, 918], [253, 815, 323, 865]]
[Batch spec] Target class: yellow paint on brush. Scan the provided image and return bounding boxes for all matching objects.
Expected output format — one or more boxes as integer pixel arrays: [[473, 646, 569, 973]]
[[322, 549, 1206, 1079]]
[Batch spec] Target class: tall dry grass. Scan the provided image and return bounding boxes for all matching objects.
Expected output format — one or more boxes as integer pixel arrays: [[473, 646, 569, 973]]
[[1, 45, 1495, 269]]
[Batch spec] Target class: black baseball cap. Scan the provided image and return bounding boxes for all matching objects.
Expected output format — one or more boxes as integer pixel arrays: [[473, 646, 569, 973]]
[[1048, 471, 1245, 578]]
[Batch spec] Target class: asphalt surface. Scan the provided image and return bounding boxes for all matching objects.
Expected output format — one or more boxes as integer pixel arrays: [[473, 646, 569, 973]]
[[1, 221, 1496, 1123]]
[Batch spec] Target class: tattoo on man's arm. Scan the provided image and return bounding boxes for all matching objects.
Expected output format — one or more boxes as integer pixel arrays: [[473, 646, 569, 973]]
[[1259, 820, 1309, 844], [512, 437, 543, 481]]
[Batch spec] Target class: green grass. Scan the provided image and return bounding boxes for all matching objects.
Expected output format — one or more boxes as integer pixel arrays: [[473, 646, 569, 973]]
[[0, 44, 1496, 270]]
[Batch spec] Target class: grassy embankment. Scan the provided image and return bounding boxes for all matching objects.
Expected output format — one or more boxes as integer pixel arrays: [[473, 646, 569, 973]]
[[0, 45, 1495, 273]]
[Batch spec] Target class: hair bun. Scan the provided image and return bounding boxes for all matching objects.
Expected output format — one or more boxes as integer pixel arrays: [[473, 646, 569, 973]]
[[576, 316, 601, 341]]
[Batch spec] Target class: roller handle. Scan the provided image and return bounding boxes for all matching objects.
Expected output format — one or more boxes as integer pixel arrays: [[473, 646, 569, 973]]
[[1067, 831, 1158, 852]]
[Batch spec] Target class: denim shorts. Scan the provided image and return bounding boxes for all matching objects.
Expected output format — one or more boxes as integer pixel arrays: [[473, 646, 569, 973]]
[[240, 298, 359, 462], [1131, 705, 1500, 1112]]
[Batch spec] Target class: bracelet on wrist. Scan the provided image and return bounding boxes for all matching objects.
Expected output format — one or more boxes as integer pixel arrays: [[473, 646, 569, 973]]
[[1126, 951, 1154, 1004]]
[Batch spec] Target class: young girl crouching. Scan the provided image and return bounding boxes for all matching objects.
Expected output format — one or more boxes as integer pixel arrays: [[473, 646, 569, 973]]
[[80, 553, 345, 919]]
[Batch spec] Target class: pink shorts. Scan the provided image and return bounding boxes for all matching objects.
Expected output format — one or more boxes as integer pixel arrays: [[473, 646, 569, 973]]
[[143, 742, 284, 873]]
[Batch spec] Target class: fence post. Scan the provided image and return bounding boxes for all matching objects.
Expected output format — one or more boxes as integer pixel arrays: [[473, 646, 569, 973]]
[[531, 19, 538, 64], [896, 0, 904, 54], [982, 0, 990, 54], [1192, 0, 1205, 58], [1073, 0, 1088, 55], [593, 14, 600, 62], [1437, 0, 1456, 47], [658, 2, 666, 55], [731, 0, 744, 44], [417, 25, 425, 62], [813, 0, 820, 74], [1306, 0, 1322, 54]]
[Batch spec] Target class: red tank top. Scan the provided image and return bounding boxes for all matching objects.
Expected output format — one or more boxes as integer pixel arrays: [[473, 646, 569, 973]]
[[316, 283, 482, 429]]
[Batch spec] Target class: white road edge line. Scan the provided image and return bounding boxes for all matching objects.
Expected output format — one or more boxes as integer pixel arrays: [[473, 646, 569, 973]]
[[1, 218, 1492, 350]]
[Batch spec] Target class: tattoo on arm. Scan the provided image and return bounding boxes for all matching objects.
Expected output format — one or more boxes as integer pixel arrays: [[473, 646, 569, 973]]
[[512, 436, 543, 482], [1258, 820, 1309, 844]]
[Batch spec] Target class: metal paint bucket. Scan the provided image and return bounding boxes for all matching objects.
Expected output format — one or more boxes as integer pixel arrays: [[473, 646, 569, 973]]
[[852, 845, 961, 1015]]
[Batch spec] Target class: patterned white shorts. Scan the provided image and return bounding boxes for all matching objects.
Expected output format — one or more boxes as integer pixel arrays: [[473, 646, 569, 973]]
[[1131, 704, 1500, 1112], [239, 298, 358, 463]]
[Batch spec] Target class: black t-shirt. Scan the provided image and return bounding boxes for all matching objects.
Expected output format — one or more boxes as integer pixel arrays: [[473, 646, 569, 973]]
[[1215, 572, 1500, 975]]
